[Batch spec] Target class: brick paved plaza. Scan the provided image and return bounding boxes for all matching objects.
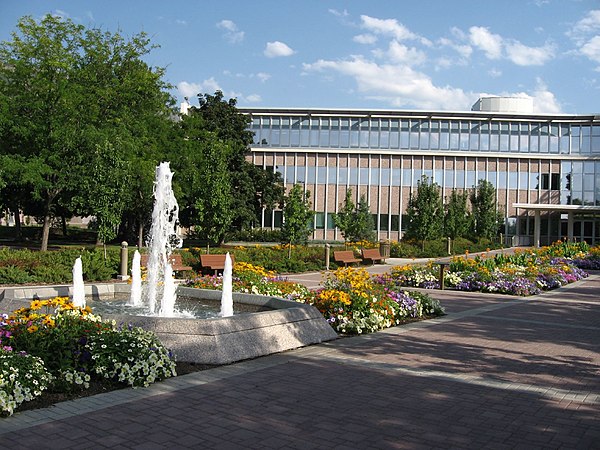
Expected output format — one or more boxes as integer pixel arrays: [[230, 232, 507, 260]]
[[0, 273, 598, 449]]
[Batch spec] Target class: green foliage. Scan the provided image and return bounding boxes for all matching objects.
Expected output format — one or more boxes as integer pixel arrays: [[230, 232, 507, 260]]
[[0, 15, 175, 251], [404, 176, 444, 249], [281, 185, 313, 254], [444, 190, 471, 240], [0, 350, 53, 416], [333, 189, 375, 243], [184, 91, 284, 232], [0, 247, 120, 284], [1, 298, 177, 413], [225, 228, 282, 243], [470, 179, 502, 240], [86, 326, 176, 387]]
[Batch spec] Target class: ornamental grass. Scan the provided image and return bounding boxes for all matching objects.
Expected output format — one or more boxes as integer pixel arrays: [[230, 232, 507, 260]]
[[0, 297, 176, 416]]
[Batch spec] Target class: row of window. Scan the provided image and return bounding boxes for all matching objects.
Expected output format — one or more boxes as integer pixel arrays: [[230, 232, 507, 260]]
[[250, 117, 600, 154], [275, 166, 564, 191], [262, 210, 600, 238]]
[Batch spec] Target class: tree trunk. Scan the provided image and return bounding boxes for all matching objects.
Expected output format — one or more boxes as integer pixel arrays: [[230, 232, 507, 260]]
[[41, 214, 51, 251], [137, 222, 144, 249], [12, 209, 22, 240], [61, 216, 68, 237]]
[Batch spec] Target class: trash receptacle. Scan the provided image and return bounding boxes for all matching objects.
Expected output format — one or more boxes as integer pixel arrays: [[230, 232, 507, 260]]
[[379, 240, 390, 261]]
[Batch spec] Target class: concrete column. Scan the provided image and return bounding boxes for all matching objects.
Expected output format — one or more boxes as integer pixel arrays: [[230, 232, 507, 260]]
[[567, 212, 574, 242], [534, 210, 541, 248], [117, 241, 130, 280]]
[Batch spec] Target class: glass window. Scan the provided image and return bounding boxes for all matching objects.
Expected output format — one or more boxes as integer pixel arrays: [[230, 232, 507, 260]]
[[338, 167, 348, 185], [410, 120, 420, 149], [314, 212, 325, 229], [350, 119, 359, 147], [490, 122, 500, 151], [480, 122, 490, 151]]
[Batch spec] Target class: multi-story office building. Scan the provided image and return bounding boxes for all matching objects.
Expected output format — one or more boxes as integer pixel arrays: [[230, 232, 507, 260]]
[[240, 98, 600, 246]]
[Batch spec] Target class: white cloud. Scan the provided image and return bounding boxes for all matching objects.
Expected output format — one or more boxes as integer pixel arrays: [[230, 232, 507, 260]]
[[217, 19, 245, 43], [530, 78, 562, 113], [568, 9, 600, 43], [438, 37, 472, 60], [501, 79, 562, 113], [177, 78, 221, 98], [469, 26, 555, 66], [303, 56, 473, 110], [328, 8, 349, 17], [360, 15, 417, 42], [580, 35, 600, 67], [469, 26, 503, 59], [488, 68, 502, 78], [264, 41, 295, 58], [381, 40, 426, 65], [243, 94, 262, 103], [353, 34, 378, 45], [176, 19, 187, 26], [505, 41, 555, 66], [256, 72, 271, 82]]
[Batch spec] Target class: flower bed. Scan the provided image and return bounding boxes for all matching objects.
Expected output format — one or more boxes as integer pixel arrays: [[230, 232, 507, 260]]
[[0, 297, 176, 416], [386, 241, 596, 296], [189, 264, 444, 335]]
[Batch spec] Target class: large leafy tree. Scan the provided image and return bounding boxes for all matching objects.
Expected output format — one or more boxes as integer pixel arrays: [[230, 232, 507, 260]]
[[0, 15, 174, 250], [281, 184, 313, 257], [333, 189, 375, 243], [470, 179, 502, 240], [444, 189, 471, 241], [189, 91, 284, 231], [404, 175, 444, 250]]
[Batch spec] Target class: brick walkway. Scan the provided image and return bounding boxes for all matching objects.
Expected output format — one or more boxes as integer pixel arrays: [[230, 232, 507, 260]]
[[1, 274, 599, 448]]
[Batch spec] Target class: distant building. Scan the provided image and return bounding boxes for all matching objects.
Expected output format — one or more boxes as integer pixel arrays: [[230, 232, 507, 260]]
[[240, 98, 600, 246]]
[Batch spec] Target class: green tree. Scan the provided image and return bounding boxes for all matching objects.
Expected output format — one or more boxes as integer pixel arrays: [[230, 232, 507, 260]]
[[470, 179, 501, 240], [281, 184, 313, 257], [444, 189, 471, 243], [0, 15, 174, 250], [405, 175, 444, 250], [333, 189, 375, 243], [189, 91, 284, 231]]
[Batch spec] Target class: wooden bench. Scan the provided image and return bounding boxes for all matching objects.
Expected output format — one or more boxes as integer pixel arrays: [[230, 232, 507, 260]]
[[361, 248, 385, 264], [140, 253, 193, 274], [200, 254, 235, 275], [333, 250, 361, 267]]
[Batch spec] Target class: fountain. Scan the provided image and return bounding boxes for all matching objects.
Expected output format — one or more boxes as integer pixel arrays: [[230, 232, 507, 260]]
[[72, 256, 85, 308], [220, 253, 233, 317], [129, 250, 142, 307], [145, 162, 182, 316], [0, 161, 338, 364]]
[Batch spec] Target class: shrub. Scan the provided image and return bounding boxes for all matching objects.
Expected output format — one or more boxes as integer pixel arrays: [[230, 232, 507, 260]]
[[0, 349, 53, 416], [0, 297, 177, 409], [87, 325, 176, 388]]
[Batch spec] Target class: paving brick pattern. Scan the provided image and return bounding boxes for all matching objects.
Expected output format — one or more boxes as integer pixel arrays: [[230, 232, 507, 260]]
[[1, 274, 599, 449]]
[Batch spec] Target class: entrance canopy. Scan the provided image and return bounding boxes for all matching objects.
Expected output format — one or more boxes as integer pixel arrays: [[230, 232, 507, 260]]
[[513, 203, 600, 246]]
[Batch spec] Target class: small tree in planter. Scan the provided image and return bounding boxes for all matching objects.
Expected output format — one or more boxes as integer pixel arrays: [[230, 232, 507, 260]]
[[281, 184, 313, 258], [333, 189, 375, 245]]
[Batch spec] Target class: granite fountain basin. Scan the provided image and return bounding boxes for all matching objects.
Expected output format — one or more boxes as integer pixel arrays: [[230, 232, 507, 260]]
[[0, 283, 338, 364]]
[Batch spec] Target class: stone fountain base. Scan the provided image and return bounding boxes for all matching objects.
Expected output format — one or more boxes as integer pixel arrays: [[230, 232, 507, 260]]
[[0, 284, 338, 364]]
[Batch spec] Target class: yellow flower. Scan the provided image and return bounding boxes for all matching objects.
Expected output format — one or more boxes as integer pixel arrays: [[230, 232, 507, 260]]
[[27, 325, 39, 333], [42, 316, 55, 328]]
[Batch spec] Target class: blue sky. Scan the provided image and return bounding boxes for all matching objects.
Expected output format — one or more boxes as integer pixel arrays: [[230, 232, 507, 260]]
[[1, 0, 599, 114]]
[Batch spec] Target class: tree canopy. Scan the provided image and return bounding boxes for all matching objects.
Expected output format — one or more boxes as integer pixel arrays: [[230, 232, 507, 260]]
[[333, 189, 375, 243], [404, 175, 444, 249], [281, 184, 313, 256], [0, 15, 174, 250], [470, 179, 502, 240]]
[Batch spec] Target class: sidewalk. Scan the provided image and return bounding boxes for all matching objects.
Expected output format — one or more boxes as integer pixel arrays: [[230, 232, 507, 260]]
[[1, 272, 598, 447]]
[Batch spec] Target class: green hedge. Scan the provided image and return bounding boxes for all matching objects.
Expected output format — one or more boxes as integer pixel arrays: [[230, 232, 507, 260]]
[[0, 247, 120, 285]]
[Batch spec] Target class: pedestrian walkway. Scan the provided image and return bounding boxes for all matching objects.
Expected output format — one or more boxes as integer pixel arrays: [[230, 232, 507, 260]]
[[1, 274, 599, 448]]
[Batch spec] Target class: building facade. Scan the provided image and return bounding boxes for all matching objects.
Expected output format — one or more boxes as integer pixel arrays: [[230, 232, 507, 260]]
[[241, 100, 600, 245]]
